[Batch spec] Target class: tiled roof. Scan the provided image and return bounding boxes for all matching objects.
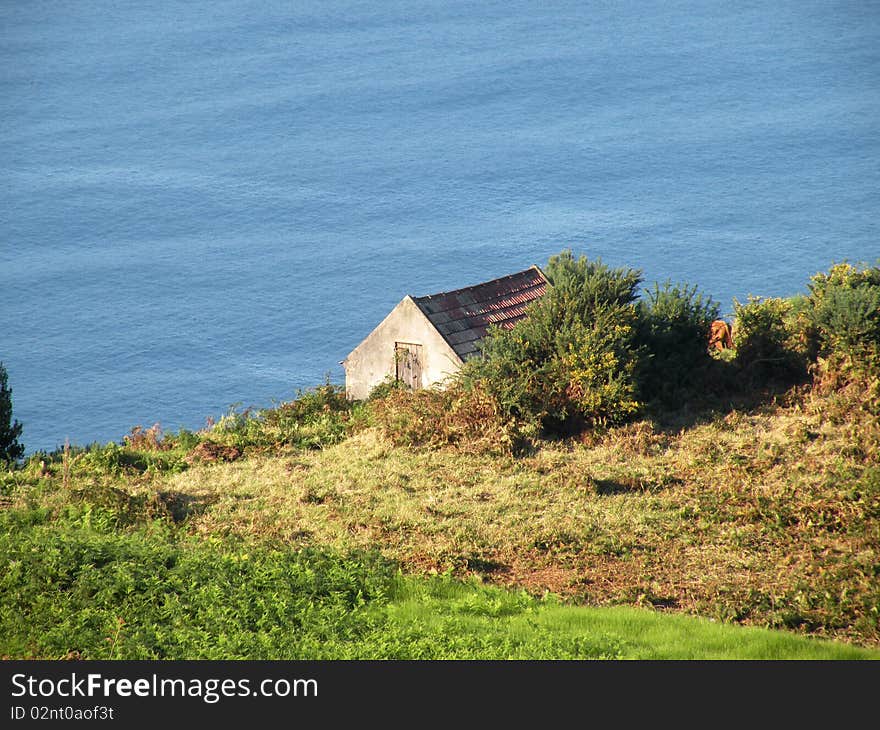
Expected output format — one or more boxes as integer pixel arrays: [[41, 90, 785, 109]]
[[412, 266, 549, 361]]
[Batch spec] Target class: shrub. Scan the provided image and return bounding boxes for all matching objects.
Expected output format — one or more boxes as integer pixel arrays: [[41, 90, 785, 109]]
[[76, 441, 189, 477], [206, 404, 262, 449], [637, 281, 720, 404], [462, 250, 644, 433], [0, 362, 24, 464], [367, 377, 408, 401], [814, 284, 880, 355], [729, 263, 880, 390], [257, 381, 353, 449], [732, 296, 808, 384], [368, 383, 517, 454], [781, 293, 820, 363], [205, 381, 355, 452], [161, 428, 202, 452], [77, 443, 139, 477], [123, 423, 168, 451], [807, 262, 880, 374]]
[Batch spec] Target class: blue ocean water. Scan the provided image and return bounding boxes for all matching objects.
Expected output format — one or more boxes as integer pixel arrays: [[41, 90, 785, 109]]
[[2, 1, 878, 453]]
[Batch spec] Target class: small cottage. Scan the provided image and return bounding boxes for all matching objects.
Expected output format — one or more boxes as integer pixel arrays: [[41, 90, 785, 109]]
[[342, 265, 549, 399]]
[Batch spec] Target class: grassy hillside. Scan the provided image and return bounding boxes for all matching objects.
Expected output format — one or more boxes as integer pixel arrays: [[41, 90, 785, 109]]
[[141, 383, 880, 647], [0, 496, 875, 660], [3, 258, 878, 658], [2, 377, 877, 658]]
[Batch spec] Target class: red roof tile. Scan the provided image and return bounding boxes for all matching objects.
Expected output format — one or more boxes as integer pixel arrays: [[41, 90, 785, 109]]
[[412, 265, 549, 361]]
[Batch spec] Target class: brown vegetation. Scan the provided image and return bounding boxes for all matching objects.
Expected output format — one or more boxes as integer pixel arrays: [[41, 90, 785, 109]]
[[125, 378, 878, 648]]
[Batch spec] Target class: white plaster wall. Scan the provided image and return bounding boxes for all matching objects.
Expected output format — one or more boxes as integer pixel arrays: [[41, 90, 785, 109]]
[[343, 296, 463, 400]]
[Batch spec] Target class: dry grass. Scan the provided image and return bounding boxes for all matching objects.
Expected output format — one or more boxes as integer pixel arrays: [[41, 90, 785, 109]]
[[13, 383, 874, 647], [106, 383, 879, 648]]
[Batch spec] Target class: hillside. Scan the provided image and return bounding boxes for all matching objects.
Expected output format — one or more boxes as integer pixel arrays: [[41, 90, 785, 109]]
[[2, 376, 877, 656], [118, 384, 880, 647], [3, 257, 878, 657]]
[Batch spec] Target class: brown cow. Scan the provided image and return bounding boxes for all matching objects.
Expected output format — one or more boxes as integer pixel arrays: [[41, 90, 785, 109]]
[[709, 319, 733, 350]]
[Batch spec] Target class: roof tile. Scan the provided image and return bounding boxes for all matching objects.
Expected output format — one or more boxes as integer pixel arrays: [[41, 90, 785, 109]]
[[412, 266, 549, 361]]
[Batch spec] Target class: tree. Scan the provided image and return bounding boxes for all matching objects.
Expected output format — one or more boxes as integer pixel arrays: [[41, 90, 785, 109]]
[[0, 362, 24, 463], [462, 250, 644, 433]]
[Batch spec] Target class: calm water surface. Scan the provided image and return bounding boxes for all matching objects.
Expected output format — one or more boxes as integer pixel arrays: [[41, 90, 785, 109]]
[[2, 1, 878, 451]]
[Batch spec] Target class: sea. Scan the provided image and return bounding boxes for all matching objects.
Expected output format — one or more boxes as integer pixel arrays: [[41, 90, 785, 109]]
[[2, 0, 878, 453]]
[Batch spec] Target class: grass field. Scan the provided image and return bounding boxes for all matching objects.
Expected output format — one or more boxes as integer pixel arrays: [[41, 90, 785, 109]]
[[1, 505, 875, 660], [1, 379, 877, 659]]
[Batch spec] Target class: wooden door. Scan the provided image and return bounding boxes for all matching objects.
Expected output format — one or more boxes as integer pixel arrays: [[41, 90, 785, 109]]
[[395, 343, 423, 390]]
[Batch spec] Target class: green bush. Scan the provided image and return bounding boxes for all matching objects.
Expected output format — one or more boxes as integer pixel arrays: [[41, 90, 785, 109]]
[[637, 281, 720, 404], [462, 250, 643, 433], [76, 441, 189, 477], [366, 376, 408, 401], [258, 381, 353, 449], [807, 262, 880, 373], [0, 362, 24, 464], [206, 381, 355, 452], [782, 293, 820, 362], [814, 285, 880, 355], [732, 296, 808, 384], [161, 427, 202, 452], [728, 263, 880, 389]]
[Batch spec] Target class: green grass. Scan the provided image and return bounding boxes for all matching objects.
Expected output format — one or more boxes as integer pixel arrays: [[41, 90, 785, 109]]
[[0, 506, 395, 660], [389, 577, 876, 659], [1, 504, 875, 660], [2, 375, 877, 657]]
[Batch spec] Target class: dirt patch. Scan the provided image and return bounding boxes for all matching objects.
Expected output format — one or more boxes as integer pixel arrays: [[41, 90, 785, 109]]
[[185, 441, 242, 464], [501, 563, 582, 597]]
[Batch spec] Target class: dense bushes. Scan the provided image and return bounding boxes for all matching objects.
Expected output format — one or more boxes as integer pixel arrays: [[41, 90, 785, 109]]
[[808, 263, 880, 371], [462, 251, 644, 433], [77, 439, 191, 477], [205, 381, 357, 452], [458, 252, 723, 433], [732, 261, 880, 386], [449, 254, 880, 440], [637, 281, 720, 403], [732, 296, 809, 384], [368, 383, 517, 454]]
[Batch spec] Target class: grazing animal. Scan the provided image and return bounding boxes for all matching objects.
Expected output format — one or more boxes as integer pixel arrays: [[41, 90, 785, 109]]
[[709, 319, 734, 350]]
